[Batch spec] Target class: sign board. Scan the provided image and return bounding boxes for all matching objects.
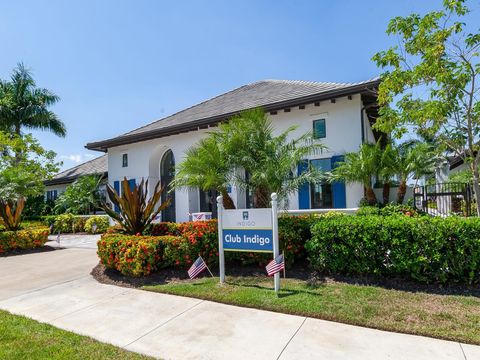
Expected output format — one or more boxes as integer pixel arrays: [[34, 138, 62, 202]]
[[222, 209, 273, 252], [217, 193, 281, 293]]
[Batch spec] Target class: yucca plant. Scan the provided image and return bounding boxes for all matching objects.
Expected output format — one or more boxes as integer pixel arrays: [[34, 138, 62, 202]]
[[0, 197, 25, 231], [102, 178, 170, 235]]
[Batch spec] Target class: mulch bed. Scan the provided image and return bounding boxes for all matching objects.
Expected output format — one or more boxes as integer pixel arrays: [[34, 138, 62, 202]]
[[91, 262, 480, 297], [0, 245, 62, 258]]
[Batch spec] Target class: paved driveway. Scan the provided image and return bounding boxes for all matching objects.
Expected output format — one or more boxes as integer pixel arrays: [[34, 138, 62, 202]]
[[1, 248, 479, 360], [46, 233, 100, 249]]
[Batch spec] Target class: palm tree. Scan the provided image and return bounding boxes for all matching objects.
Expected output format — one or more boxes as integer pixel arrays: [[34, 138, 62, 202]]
[[174, 108, 325, 209], [0, 63, 65, 137], [173, 136, 236, 209], [330, 142, 382, 205], [394, 141, 438, 204], [216, 108, 326, 208], [378, 143, 398, 204]]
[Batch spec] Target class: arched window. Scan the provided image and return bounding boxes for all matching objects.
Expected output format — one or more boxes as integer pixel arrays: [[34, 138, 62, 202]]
[[160, 150, 176, 222]]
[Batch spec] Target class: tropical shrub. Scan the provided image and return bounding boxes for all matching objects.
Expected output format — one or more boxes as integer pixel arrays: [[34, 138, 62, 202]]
[[356, 204, 420, 217], [0, 198, 25, 231], [0, 228, 49, 254], [149, 222, 180, 236], [97, 234, 181, 277], [102, 178, 169, 235], [85, 216, 110, 234], [306, 215, 480, 284], [53, 213, 75, 233]]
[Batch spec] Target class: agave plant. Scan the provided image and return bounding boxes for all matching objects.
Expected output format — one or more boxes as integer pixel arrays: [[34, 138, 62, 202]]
[[102, 178, 170, 235], [0, 197, 25, 231]]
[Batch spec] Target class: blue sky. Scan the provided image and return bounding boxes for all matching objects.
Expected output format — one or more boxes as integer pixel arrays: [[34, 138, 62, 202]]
[[1, 0, 479, 170]]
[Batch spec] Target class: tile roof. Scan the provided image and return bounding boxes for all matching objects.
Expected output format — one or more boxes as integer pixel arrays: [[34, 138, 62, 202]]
[[86, 78, 380, 151], [44, 154, 108, 186]]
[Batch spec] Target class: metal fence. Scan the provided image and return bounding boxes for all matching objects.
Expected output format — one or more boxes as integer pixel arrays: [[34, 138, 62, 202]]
[[413, 182, 473, 217]]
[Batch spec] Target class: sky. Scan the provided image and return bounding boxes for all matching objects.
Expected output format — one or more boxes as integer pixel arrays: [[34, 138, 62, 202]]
[[1, 0, 479, 171]]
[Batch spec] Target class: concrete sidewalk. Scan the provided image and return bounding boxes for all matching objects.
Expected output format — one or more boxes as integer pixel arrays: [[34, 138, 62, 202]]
[[1, 248, 479, 359]]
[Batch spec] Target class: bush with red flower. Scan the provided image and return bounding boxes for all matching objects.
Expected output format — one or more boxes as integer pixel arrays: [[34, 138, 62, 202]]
[[0, 228, 49, 254]]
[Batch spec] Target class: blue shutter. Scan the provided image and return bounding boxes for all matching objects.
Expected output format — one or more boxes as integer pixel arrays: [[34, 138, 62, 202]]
[[113, 181, 120, 213], [331, 156, 346, 208], [298, 160, 310, 209], [128, 178, 136, 191]]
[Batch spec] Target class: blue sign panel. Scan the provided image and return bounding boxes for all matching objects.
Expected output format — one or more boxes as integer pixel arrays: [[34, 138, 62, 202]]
[[223, 229, 273, 252]]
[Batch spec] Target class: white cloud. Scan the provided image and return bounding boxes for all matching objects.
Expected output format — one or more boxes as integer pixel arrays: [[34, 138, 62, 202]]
[[59, 153, 95, 164]]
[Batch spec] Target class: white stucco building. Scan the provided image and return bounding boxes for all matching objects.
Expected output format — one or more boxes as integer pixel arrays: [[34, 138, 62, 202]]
[[44, 155, 108, 203], [85, 78, 381, 222]]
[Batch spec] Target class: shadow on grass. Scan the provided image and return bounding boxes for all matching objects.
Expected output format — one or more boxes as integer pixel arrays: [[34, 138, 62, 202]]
[[92, 262, 480, 298]]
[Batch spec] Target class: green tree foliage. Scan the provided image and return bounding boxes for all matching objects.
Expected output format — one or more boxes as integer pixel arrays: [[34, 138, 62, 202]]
[[102, 178, 170, 235], [54, 175, 103, 215], [0, 132, 60, 200], [394, 141, 439, 203], [174, 108, 325, 208], [173, 136, 235, 209], [0, 63, 65, 137], [373, 0, 480, 213]]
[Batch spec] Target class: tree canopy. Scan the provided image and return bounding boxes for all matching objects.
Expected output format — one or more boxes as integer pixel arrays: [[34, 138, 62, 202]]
[[373, 0, 480, 213], [0, 132, 60, 200], [0, 63, 65, 137]]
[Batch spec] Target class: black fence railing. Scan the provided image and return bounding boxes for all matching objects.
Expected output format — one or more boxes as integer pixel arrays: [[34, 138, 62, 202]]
[[413, 182, 473, 217]]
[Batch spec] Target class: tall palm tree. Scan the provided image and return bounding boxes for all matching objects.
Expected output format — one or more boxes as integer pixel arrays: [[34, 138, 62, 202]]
[[216, 108, 326, 208], [330, 142, 382, 205], [173, 136, 236, 209], [0, 63, 65, 137]]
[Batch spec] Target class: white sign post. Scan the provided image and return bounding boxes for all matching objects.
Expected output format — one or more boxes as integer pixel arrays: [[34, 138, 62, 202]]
[[271, 193, 280, 293], [217, 193, 280, 292]]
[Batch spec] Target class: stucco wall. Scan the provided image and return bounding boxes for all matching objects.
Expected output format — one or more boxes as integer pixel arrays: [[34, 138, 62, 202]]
[[107, 94, 367, 222]]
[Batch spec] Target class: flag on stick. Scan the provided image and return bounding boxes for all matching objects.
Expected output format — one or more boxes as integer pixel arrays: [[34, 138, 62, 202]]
[[266, 254, 285, 276], [188, 256, 208, 279]]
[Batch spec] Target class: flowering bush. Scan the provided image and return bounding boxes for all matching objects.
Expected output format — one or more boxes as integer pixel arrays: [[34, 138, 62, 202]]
[[150, 218, 313, 267], [0, 228, 49, 254], [85, 216, 110, 234], [97, 234, 182, 277]]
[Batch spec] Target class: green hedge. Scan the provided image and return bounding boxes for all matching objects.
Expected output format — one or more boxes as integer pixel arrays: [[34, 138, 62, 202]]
[[0, 228, 50, 254], [42, 214, 109, 234], [306, 215, 480, 284]]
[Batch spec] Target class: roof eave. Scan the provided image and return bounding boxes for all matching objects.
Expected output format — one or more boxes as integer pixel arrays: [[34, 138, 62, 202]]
[[85, 79, 380, 152], [44, 171, 108, 186]]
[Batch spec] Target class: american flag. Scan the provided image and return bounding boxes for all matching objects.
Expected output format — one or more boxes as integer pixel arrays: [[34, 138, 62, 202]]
[[266, 254, 284, 276], [188, 256, 207, 279]]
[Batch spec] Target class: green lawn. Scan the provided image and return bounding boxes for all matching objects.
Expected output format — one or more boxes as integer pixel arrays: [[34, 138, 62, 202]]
[[0, 310, 152, 360], [144, 276, 480, 345]]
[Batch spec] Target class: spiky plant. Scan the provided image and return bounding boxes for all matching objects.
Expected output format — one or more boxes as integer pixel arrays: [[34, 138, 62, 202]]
[[102, 178, 170, 235], [0, 197, 25, 231]]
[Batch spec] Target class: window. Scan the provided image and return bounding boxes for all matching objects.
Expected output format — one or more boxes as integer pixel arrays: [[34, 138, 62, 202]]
[[313, 119, 326, 139], [46, 190, 58, 202], [122, 154, 128, 167], [310, 158, 332, 208]]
